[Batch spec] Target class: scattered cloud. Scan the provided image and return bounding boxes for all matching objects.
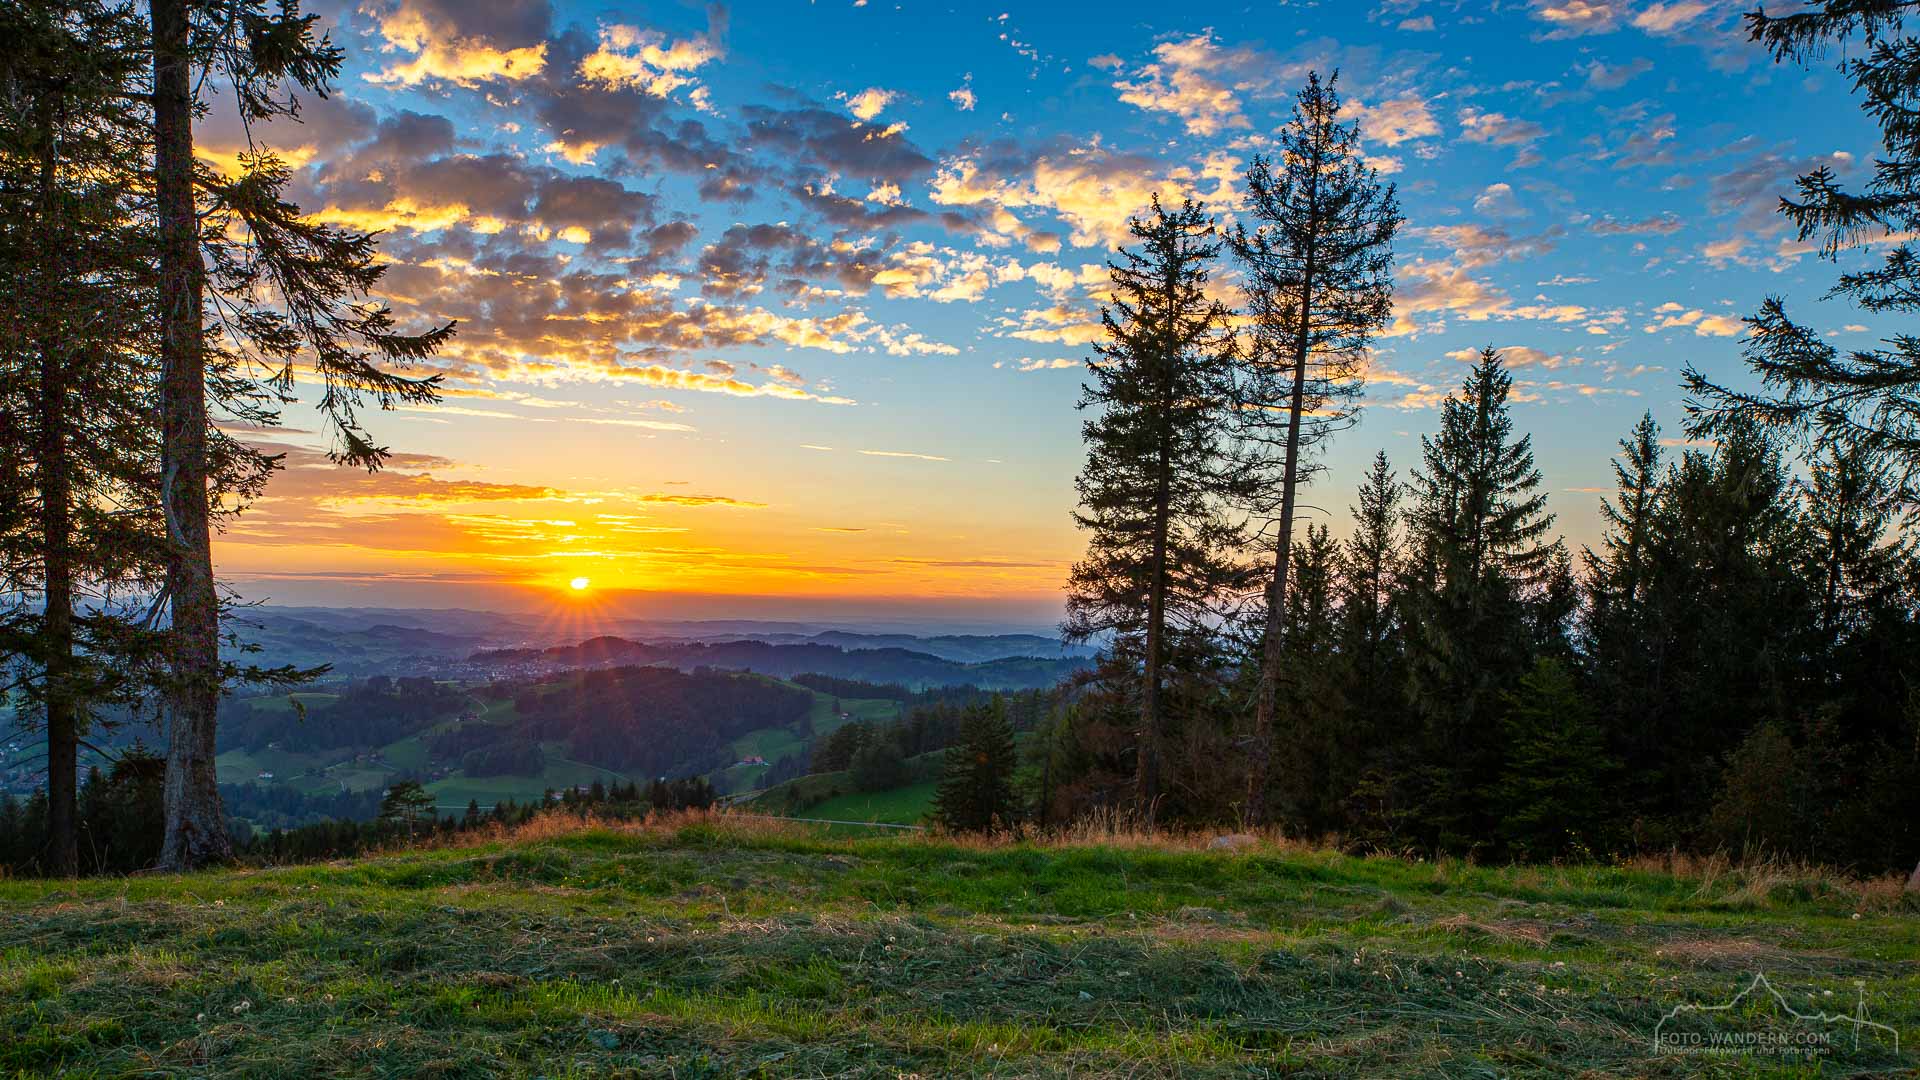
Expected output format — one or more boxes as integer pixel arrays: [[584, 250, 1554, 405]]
[[839, 86, 899, 122]]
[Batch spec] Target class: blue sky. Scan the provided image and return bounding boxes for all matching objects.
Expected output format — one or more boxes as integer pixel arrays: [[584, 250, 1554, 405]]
[[205, 0, 1892, 620]]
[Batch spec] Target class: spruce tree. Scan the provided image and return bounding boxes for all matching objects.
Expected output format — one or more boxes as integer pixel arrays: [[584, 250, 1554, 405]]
[[1229, 72, 1400, 824], [1493, 658, 1616, 861], [1800, 441, 1911, 642], [1338, 451, 1404, 728], [1683, 3, 1920, 498], [1402, 348, 1555, 849], [932, 699, 1019, 833], [1631, 419, 1810, 829], [1266, 523, 1352, 831], [1065, 195, 1248, 827], [0, 0, 168, 876]]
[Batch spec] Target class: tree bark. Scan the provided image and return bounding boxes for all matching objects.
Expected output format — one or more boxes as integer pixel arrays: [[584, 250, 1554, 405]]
[[152, 0, 230, 870], [39, 290, 77, 878], [29, 94, 78, 878], [37, 214, 79, 881], [1247, 169, 1320, 827], [1139, 440, 1169, 830]]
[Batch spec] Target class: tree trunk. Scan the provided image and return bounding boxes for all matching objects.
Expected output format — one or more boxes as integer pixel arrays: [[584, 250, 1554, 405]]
[[153, 0, 231, 871], [1247, 183, 1319, 826], [28, 94, 79, 878], [39, 293, 77, 878], [1139, 439, 1170, 831]]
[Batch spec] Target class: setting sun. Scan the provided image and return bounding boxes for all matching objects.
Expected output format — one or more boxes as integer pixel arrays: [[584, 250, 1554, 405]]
[[568, 577, 591, 592]]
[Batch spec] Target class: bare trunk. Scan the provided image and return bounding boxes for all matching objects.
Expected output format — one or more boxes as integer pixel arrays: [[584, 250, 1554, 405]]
[[41, 305, 77, 878], [31, 96, 79, 878], [1246, 181, 1320, 826], [153, 0, 230, 870]]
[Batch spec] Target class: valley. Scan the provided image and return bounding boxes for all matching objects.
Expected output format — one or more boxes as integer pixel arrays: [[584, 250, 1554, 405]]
[[138, 605, 1084, 834]]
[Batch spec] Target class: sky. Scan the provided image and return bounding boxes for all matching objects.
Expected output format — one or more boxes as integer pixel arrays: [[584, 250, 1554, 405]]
[[201, 0, 1892, 624]]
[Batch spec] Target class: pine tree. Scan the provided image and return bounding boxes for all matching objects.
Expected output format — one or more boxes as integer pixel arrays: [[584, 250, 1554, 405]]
[[1229, 72, 1400, 824], [146, 0, 454, 869], [1065, 195, 1248, 827], [1682, 3, 1920, 498], [932, 699, 1019, 833], [378, 781, 434, 839], [1402, 348, 1555, 849]]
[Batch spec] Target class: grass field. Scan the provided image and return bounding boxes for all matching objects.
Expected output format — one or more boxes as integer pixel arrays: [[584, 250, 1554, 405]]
[[2, 814, 1914, 1077], [806, 692, 901, 736], [425, 749, 632, 810], [805, 780, 938, 825]]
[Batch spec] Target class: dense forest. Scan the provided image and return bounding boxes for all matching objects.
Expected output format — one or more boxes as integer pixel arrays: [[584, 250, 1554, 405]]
[[505, 666, 814, 776], [219, 676, 470, 753], [1030, 36, 1920, 876]]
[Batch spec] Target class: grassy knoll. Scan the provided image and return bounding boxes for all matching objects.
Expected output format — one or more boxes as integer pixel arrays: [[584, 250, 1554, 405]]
[[3, 817, 1915, 1078]]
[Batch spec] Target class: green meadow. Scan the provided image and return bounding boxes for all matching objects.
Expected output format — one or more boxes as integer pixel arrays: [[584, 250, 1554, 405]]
[[2, 815, 1915, 1077]]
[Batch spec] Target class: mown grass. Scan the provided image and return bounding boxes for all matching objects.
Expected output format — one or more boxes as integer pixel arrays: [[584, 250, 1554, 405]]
[[2, 814, 1915, 1078]]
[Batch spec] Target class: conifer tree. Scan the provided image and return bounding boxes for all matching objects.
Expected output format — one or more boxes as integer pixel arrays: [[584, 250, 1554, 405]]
[[1065, 196, 1248, 826], [932, 699, 1019, 833], [378, 781, 434, 839], [147, 0, 454, 869], [0, 0, 167, 876], [1339, 451, 1404, 717], [1635, 419, 1810, 826], [1683, 3, 1920, 498], [1800, 441, 1912, 642], [1402, 348, 1555, 848], [1493, 658, 1616, 860], [1265, 523, 1352, 831], [1230, 72, 1400, 824]]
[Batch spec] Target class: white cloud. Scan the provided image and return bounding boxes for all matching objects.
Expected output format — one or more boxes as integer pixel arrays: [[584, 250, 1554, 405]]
[[839, 87, 898, 121]]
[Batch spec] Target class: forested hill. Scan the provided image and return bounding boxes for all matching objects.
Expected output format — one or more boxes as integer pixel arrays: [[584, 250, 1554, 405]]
[[472, 636, 1086, 690]]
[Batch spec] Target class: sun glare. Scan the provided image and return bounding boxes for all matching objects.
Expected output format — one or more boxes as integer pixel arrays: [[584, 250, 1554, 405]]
[[568, 576, 591, 592]]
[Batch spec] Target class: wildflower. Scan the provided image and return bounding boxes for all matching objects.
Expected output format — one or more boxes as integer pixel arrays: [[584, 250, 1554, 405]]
[[232, 1000, 251, 1014]]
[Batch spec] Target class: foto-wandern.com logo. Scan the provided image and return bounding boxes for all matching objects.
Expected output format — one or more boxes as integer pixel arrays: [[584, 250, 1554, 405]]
[[1652, 973, 1900, 1059]]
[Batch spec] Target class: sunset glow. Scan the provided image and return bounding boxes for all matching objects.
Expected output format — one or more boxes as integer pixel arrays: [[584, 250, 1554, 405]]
[[201, 1, 1880, 620], [569, 577, 591, 592]]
